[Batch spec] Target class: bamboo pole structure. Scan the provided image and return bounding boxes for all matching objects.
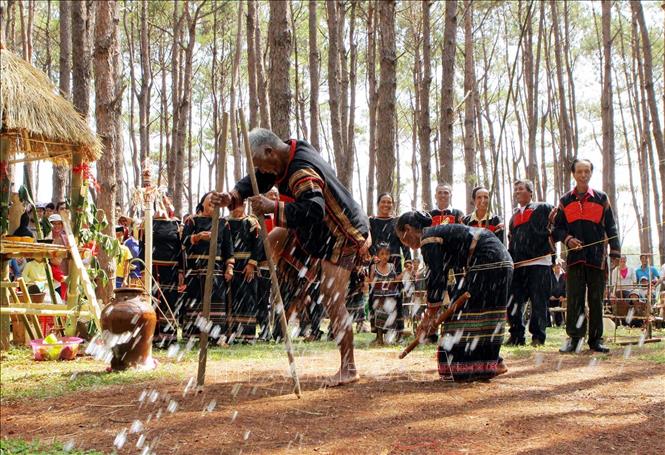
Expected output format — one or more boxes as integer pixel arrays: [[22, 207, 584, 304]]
[[197, 112, 229, 388], [238, 112, 302, 398]]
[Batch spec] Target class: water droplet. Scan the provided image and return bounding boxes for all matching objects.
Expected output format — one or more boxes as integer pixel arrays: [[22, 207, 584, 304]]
[[210, 325, 222, 338], [231, 384, 241, 397], [625, 307, 634, 324], [588, 357, 599, 368], [62, 440, 75, 452], [574, 339, 584, 353], [638, 333, 645, 347], [167, 344, 180, 358], [623, 345, 632, 359], [576, 314, 585, 329], [206, 400, 217, 413], [231, 410, 238, 422], [534, 352, 544, 367], [130, 420, 144, 434], [167, 400, 178, 413], [136, 434, 146, 448], [243, 430, 251, 440], [114, 428, 127, 449], [149, 390, 159, 403]]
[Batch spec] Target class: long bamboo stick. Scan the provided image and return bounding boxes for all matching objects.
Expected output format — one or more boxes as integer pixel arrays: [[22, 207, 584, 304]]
[[197, 112, 229, 388], [238, 112, 302, 399]]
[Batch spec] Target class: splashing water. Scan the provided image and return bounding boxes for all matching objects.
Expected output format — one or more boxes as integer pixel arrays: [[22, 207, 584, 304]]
[[534, 352, 544, 367], [206, 400, 217, 413], [638, 333, 646, 347], [167, 344, 180, 358], [231, 410, 238, 422], [623, 345, 632, 359], [167, 400, 178, 413], [183, 377, 195, 397], [113, 428, 128, 449], [130, 420, 144, 434], [588, 357, 599, 368], [231, 384, 242, 397], [625, 307, 635, 325], [62, 440, 75, 452], [576, 314, 585, 329], [136, 434, 146, 449], [243, 430, 251, 441], [210, 325, 222, 339]]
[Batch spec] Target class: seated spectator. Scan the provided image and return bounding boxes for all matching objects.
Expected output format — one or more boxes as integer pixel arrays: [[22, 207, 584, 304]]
[[612, 255, 634, 299], [22, 258, 48, 292], [635, 254, 660, 286], [549, 261, 566, 327]]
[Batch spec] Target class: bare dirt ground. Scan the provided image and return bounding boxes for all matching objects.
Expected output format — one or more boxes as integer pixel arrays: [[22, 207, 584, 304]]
[[2, 343, 664, 455]]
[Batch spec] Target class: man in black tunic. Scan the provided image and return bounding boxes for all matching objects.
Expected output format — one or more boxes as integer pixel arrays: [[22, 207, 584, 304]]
[[213, 128, 370, 386]]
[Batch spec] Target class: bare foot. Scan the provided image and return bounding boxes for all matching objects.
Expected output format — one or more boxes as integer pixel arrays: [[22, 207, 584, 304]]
[[496, 360, 508, 376], [324, 369, 360, 387]]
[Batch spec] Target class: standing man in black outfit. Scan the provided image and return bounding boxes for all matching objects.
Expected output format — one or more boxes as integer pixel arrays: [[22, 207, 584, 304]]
[[553, 158, 620, 353], [506, 180, 555, 346]]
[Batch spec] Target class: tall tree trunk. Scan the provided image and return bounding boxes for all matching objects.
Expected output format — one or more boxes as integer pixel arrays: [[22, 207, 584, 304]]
[[230, 2, 244, 180], [246, 0, 259, 129], [601, 0, 616, 213], [438, 0, 457, 185], [345, 1, 357, 191], [168, 0, 182, 198], [123, 7, 140, 193], [376, 0, 396, 195], [267, 0, 292, 139], [94, 0, 121, 299], [550, 0, 573, 189], [308, 0, 320, 151], [53, 0, 71, 204], [463, 0, 476, 214], [326, 1, 346, 184], [255, 2, 270, 128], [366, 0, 377, 214], [631, 0, 665, 260], [174, 3, 200, 217], [418, 1, 432, 210], [137, 0, 151, 186]]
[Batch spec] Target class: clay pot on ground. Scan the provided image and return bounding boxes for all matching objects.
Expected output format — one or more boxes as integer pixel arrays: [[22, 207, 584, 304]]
[[101, 287, 156, 371]]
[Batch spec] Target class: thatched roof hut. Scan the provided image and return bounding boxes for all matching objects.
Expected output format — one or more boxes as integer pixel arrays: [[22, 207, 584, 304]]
[[0, 46, 102, 164]]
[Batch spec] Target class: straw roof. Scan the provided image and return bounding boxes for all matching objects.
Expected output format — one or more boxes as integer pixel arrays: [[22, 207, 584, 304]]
[[0, 47, 102, 164]]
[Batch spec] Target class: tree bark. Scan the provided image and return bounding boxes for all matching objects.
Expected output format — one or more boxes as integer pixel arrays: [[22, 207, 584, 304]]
[[94, 0, 121, 299], [463, 0, 476, 214], [230, 2, 244, 180], [438, 0, 457, 186], [601, 0, 616, 213], [375, 0, 396, 195], [308, 0, 320, 151], [326, 1, 346, 184], [255, 2, 270, 129], [418, 1, 432, 210], [346, 1, 357, 190], [247, 0, 259, 129], [631, 0, 665, 260], [53, 0, 71, 204], [366, 0, 377, 215], [267, 0, 292, 139], [137, 0, 152, 185]]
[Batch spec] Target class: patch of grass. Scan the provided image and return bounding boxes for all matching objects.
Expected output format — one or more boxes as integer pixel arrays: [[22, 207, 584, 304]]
[[0, 438, 104, 454]]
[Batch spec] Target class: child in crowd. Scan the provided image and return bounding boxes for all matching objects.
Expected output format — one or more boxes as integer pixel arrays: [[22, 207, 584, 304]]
[[369, 242, 403, 345], [115, 226, 134, 288]]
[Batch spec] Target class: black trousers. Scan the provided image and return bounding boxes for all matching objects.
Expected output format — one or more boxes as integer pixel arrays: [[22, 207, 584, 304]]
[[508, 265, 552, 342], [566, 264, 605, 345]]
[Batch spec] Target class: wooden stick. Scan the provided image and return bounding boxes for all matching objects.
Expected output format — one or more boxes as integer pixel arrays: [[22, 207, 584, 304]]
[[399, 291, 471, 359], [238, 112, 302, 399], [197, 112, 229, 388]]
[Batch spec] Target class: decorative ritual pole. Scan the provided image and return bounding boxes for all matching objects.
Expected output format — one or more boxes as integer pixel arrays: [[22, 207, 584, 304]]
[[238, 112, 302, 398]]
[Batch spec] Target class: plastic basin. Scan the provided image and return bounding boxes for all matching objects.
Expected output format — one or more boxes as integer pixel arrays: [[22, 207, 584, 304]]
[[30, 337, 84, 361]]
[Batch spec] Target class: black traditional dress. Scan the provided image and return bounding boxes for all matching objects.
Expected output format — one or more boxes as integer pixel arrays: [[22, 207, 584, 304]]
[[370, 263, 401, 332], [139, 218, 184, 345], [369, 216, 411, 335], [182, 215, 234, 338], [228, 214, 262, 341], [421, 224, 513, 381]]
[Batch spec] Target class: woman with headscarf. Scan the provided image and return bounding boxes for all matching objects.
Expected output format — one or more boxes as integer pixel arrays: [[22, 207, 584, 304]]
[[368, 193, 412, 342], [396, 211, 512, 382], [182, 192, 234, 339]]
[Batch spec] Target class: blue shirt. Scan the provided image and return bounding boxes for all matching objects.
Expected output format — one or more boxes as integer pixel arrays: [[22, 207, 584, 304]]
[[635, 266, 660, 283]]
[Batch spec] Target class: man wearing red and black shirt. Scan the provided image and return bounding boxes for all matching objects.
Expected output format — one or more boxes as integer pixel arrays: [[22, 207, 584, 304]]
[[506, 180, 555, 346], [429, 183, 464, 226], [553, 158, 620, 353]]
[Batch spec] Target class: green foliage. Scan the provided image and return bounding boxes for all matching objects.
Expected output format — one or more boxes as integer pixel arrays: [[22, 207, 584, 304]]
[[0, 438, 104, 455]]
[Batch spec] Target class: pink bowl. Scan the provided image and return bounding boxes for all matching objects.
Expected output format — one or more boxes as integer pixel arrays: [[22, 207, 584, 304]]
[[30, 337, 84, 361]]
